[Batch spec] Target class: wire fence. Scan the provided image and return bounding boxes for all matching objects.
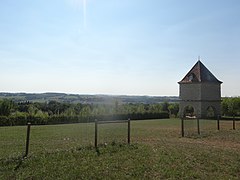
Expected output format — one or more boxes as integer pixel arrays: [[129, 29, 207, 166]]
[[1, 118, 240, 159], [95, 120, 130, 147], [0, 119, 130, 159], [182, 118, 199, 137], [0, 126, 26, 159], [181, 117, 240, 137], [0, 122, 95, 159]]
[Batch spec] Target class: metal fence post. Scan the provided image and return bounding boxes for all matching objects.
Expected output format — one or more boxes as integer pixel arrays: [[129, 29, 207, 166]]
[[95, 119, 98, 148], [197, 118, 200, 135], [233, 115, 236, 130], [181, 118, 184, 137], [24, 122, 31, 157], [217, 115, 220, 130], [128, 118, 130, 144]]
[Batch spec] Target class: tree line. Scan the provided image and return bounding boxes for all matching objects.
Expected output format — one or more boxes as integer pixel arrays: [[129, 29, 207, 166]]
[[0, 99, 179, 126], [222, 97, 240, 117], [2, 97, 239, 126]]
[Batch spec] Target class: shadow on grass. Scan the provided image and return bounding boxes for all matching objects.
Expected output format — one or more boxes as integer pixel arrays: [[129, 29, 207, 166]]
[[0, 154, 27, 172], [183, 131, 218, 139], [77, 141, 139, 156]]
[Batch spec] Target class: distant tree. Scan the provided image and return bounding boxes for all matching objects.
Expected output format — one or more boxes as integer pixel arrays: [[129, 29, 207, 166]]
[[221, 98, 229, 116], [0, 99, 15, 116], [47, 101, 70, 115], [35, 110, 48, 118], [136, 104, 146, 113], [162, 102, 169, 112], [73, 103, 83, 115], [221, 97, 240, 116], [80, 105, 91, 117], [64, 107, 75, 116], [184, 106, 194, 117], [168, 103, 179, 117], [229, 98, 240, 116], [17, 101, 31, 112], [114, 100, 119, 114], [123, 103, 137, 114], [149, 104, 162, 113], [28, 104, 39, 116]]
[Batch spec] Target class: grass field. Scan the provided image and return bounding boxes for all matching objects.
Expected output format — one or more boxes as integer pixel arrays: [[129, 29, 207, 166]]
[[1, 119, 240, 179]]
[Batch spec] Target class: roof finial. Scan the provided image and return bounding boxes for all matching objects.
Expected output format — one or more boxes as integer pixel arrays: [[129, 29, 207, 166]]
[[198, 56, 201, 61]]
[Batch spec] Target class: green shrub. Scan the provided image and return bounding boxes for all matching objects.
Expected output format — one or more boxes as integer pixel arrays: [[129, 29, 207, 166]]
[[0, 112, 169, 126]]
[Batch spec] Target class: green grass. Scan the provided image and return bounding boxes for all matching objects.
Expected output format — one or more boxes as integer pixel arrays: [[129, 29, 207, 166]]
[[1, 119, 240, 179]]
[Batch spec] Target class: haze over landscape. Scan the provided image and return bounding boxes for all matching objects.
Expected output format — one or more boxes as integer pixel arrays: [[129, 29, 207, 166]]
[[1, 0, 240, 96]]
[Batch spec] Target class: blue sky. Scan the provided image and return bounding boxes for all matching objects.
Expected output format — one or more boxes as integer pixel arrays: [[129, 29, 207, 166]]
[[0, 0, 240, 96]]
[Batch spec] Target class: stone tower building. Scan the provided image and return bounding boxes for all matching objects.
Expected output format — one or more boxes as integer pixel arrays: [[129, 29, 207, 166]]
[[178, 60, 222, 118]]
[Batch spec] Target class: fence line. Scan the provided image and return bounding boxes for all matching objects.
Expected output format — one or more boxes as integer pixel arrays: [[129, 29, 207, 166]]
[[95, 119, 131, 148], [181, 117, 200, 137], [217, 115, 238, 131], [2, 117, 239, 158], [181, 115, 239, 137]]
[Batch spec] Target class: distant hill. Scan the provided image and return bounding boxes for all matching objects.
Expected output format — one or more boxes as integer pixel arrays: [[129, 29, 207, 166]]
[[0, 92, 179, 104]]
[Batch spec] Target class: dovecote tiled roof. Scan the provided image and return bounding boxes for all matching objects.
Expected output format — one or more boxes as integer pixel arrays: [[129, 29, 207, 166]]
[[178, 60, 222, 84]]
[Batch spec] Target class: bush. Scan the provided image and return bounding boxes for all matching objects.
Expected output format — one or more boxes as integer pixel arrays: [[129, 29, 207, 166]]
[[0, 112, 169, 126]]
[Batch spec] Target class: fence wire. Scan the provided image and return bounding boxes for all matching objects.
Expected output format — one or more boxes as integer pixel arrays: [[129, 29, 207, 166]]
[[182, 118, 240, 137], [97, 121, 129, 146], [1, 118, 240, 158], [0, 126, 26, 159], [29, 122, 95, 154], [183, 119, 199, 137]]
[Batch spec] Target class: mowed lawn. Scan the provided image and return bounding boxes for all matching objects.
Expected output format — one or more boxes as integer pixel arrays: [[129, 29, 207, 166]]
[[1, 119, 240, 179]]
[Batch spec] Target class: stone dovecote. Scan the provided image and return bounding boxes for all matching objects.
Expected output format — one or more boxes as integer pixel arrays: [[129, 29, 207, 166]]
[[178, 60, 222, 118]]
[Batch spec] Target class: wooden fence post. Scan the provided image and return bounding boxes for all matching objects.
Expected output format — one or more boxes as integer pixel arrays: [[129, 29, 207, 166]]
[[217, 115, 220, 130], [24, 122, 31, 157], [233, 115, 236, 130], [197, 118, 200, 135], [95, 119, 98, 148], [181, 118, 184, 137], [128, 118, 130, 144]]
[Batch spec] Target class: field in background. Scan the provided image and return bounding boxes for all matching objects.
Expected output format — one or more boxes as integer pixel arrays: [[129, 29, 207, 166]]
[[1, 119, 240, 179]]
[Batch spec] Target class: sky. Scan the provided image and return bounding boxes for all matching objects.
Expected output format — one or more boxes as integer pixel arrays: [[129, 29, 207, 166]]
[[0, 0, 240, 96]]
